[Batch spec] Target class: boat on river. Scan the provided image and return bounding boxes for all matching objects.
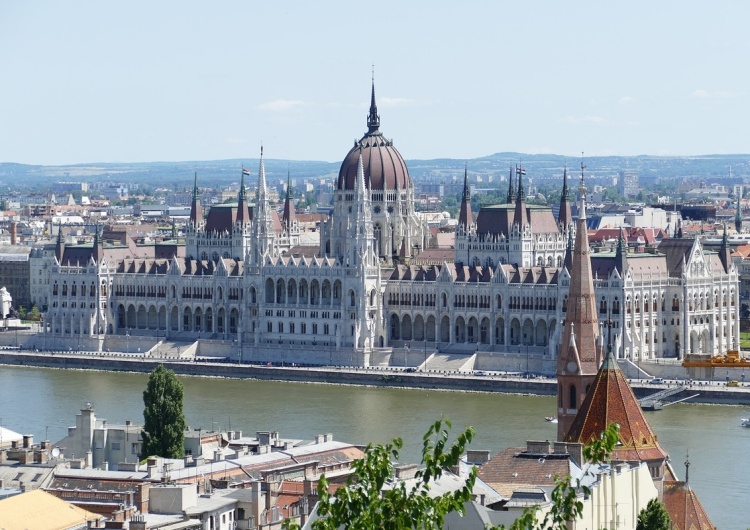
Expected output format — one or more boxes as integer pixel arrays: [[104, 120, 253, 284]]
[[742, 418, 750, 428], [544, 416, 558, 423]]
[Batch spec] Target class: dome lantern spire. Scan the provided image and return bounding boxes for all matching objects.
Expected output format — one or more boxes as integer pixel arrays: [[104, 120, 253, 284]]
[[367, 67, 380, 134]]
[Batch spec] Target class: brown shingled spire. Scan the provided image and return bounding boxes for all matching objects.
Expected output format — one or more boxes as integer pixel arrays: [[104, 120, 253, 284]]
[[556, 161, 603, 441], [458, 163, 473, 229]]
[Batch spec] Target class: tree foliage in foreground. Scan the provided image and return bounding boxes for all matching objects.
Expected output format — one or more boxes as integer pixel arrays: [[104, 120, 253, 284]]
[[141, 364, 187, 459], [636, 498, 671, 530], [285, 420, 620, 530]]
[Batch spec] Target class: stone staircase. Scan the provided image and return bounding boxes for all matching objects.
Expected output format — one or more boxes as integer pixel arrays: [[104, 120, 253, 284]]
[[147, 340, 198, 360], [423, 353, 476, 373]]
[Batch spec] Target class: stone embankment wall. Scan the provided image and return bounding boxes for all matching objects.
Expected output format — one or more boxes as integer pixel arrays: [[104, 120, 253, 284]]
[[1, 351, 748, 406]]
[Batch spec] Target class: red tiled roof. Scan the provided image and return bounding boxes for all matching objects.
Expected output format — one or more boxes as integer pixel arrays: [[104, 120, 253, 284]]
[[663, 480, 717, 530], [564, 353, 668, 463]]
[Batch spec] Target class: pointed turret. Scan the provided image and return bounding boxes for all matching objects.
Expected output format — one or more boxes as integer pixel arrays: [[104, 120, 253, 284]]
[[615, 226, 627, 274], [92, 223, 104, 265], [661, 451, 717, 529], [506, 166, 516, 204], [236, 167, 250, 226], [735, 193, 742, 233], [558, 165, 572, 227], [513, 166, 528, 227], [458, 164, 473, 229], [282, 170, 296, 231], [366, 73, 380, 134], [55, 221, 65, 263], [556, 161, 603, 440], [189, 171, 203, 228], [719, 224, 731, 274], [251, 145, 278, 264]]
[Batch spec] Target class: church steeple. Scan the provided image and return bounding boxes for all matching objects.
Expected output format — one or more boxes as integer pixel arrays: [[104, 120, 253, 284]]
[[458, 164, 473, 229], [366, 71, 380, 134], [189, 171, 203, 228], [557, 159, 603, 441]]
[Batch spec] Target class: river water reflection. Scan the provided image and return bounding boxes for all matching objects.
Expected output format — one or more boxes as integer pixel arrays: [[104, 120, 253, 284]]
[[0, 366, 744, 528]]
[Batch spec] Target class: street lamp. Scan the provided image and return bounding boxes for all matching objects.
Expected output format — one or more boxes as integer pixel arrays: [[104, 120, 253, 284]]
[[126, 329, 130, 354]]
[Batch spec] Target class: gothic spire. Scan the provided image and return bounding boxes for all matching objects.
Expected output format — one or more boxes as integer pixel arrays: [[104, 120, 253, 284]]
[[615, 226, 627, 274], [720, 223, 732, 274], [282, 169, 296, 231], [735, 192, 742, 233], [558, 164, 572, 227], [55, 220, 65, 263], [367, 69, 380, 134], [506, 165, 516, 204], [189, 171, 202, 228], [557, 156, 603, 440], [236, 167, 250, 226], [458, 163, 473, 229], [514, 165, 528, 227]]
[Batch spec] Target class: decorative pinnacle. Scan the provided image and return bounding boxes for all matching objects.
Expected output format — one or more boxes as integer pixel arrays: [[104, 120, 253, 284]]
[[367, 69, 380, 133]]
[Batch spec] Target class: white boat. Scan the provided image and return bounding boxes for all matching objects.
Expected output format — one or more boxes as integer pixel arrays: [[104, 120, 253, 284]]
[[545, 416, 558, 423], [742, 418, 750, 428]]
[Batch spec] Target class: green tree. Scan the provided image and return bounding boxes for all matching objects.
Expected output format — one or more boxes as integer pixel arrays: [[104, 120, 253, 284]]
[[286, 421, 620, 530], [17, 305, 26, 320], [636, 498, 671, 530], [28, 305, 41, 321], [141, 364, 187, 459]]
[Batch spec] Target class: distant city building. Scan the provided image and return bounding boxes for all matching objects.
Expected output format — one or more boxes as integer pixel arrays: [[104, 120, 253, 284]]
[[619, 169, 639, 198]]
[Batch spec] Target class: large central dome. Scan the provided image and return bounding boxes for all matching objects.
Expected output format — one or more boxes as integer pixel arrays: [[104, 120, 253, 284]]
[[337, 82, 411, 191]]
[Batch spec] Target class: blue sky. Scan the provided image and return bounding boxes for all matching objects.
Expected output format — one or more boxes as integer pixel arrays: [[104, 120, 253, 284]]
[[1, 1, 749, 165]]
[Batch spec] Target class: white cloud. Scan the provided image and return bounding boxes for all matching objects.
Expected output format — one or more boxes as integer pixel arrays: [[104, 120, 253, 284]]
[[257, 99, 306, 112], [379, 97, 414, 107], [618, 96, 637, 105], [690, 89, 744, 99], [563, 115, 607, 125]]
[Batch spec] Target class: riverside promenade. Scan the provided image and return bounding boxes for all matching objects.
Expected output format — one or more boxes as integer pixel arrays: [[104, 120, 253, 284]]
[[1, 347, 749, 406]]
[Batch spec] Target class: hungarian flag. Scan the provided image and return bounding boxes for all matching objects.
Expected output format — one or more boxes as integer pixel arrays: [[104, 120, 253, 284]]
[[242, 169, 250, 176], [517, 167, 526, 176]]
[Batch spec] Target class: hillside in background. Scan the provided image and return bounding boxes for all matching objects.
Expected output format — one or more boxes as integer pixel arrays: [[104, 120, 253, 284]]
[[1, 153, 749, 191]]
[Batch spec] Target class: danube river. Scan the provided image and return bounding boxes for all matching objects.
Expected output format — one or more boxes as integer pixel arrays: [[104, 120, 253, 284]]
[[0, 366, 745, 528]]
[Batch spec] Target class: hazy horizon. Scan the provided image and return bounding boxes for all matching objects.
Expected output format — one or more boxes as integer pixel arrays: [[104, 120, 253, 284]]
[[2, 2, 749, 166]]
